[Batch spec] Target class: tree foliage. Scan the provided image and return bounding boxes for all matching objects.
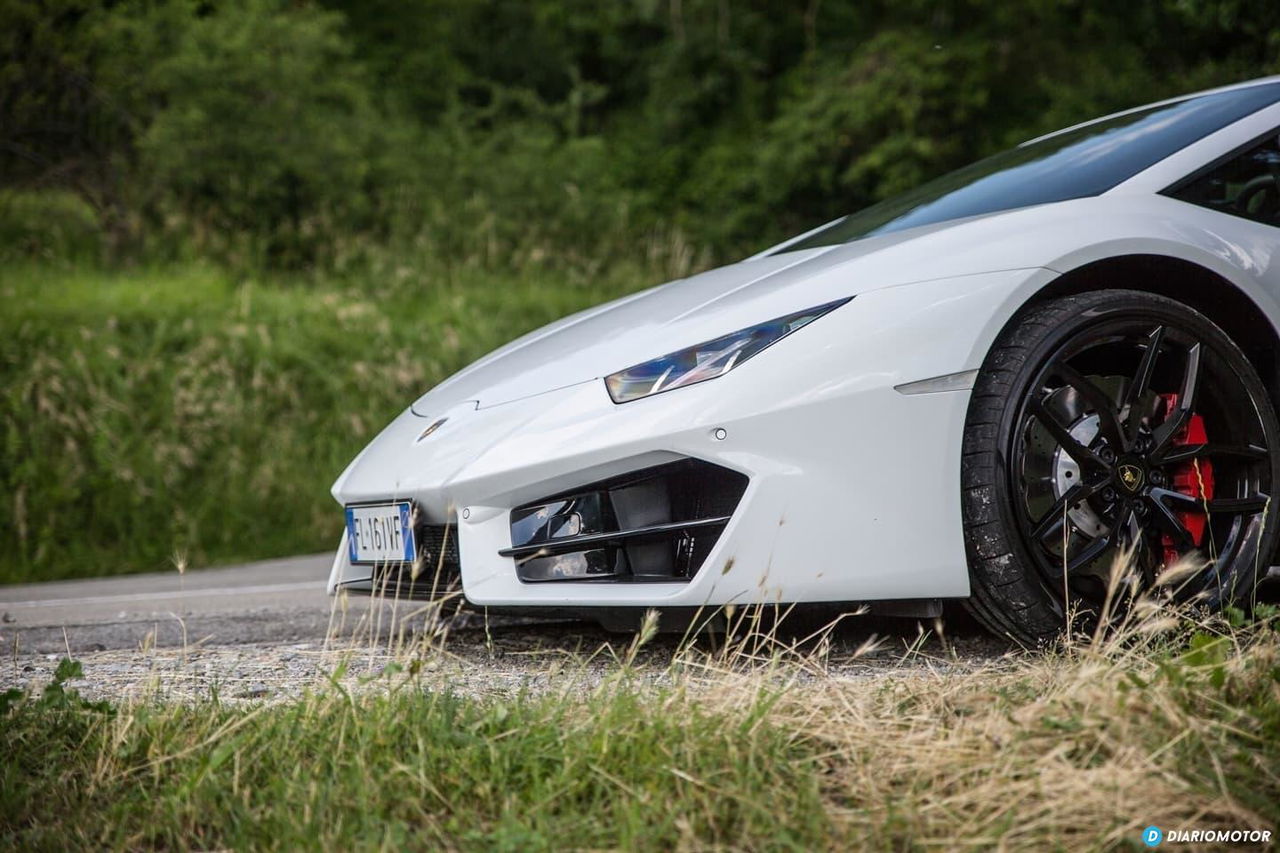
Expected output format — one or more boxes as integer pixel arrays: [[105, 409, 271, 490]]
[[3, 0, 1280, 267]]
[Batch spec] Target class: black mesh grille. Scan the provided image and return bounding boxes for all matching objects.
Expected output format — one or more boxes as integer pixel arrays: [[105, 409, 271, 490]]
[[365, 523, 461, 599], [417, 524, 461, 576]]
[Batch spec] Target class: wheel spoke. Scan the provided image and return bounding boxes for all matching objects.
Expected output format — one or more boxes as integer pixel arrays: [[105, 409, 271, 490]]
[[1146, 490, 1196, 549], [1150, 342, 1202, 457], [1116, 506, 1161, 587], [1122, 326, 1165, 442], [1114, 504, 1141, 561], [1148, 486, 1201, 512], [1155, 442, 1269, 465], [1150, 406, 1188, 459], [1031, 481, 1102, 543], [1207, 494, 1271, 514], [1029, 399, 1106, 471], [1050, 362, 1126, 451], [1066, 531, 1113, 574], [1179, 341, 1202, 410]]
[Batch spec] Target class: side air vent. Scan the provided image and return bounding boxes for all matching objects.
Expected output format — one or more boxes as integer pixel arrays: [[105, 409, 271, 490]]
[[501, 459, 748, 582]]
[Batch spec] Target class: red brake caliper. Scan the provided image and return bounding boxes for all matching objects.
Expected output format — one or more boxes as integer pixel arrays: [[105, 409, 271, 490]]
[[1157, 393, 1215, 567]]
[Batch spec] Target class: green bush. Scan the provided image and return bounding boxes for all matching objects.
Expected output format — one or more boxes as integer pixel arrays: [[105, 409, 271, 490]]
[[5, 0, 1280, 269], [136, 0, 388, 265], [0, 192, 102, 265]]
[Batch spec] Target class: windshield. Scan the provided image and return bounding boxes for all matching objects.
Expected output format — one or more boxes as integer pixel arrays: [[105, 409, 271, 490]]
[[780, 82, 1280, 252]]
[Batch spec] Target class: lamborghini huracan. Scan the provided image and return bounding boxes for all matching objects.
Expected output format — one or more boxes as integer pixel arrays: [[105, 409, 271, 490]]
[[330, 77, 1280, 643]]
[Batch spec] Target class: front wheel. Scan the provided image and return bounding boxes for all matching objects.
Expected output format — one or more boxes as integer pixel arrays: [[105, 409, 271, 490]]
[[961, 289, 1280, 645]]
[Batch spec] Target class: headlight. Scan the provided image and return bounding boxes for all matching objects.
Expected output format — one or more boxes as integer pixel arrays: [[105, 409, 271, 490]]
[[604, 297, 851, 403]]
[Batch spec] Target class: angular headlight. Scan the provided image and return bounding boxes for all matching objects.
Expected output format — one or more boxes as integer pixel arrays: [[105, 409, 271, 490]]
[[604, 297, 851, 403]]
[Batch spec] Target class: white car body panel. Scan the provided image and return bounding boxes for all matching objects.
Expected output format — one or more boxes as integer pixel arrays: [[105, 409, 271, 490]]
[[329, 78, 1280, 609]]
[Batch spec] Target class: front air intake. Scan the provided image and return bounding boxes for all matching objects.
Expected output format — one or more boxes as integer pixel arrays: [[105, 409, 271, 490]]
[[338, 523, 461, 600], [500, 459, 748, 582]]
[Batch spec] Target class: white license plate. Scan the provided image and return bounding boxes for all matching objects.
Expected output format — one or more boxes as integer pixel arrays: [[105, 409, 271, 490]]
[[345, 502, 416, 564]]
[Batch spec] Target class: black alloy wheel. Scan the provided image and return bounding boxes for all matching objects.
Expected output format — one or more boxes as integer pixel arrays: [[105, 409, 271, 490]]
[[961, 289, 1280, 645]]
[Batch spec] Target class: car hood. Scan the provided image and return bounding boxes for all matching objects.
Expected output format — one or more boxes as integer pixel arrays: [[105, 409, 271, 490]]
[[414, 246, 830, 412], [413, 201, 1094, 412]]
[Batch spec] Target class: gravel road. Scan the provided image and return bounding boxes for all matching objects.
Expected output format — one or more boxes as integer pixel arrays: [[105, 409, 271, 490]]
[[1, 554, 1015, 702]]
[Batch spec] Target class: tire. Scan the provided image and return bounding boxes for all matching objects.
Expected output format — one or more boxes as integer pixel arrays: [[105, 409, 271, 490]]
[[961, 289, 1280, 645]]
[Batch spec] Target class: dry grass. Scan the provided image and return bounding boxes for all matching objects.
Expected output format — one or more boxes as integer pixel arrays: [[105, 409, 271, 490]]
[[660, 558, 1280, 848], [766, 636, 1275, 848]]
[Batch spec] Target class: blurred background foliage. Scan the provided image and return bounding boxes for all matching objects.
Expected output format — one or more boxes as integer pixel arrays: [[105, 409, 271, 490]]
[[6, 0, 1280, 271], [3, 0, 1280, 580]]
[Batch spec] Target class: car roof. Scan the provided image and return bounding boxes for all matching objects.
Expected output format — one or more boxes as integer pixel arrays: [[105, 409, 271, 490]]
[[1019, 75, 1280, 148]]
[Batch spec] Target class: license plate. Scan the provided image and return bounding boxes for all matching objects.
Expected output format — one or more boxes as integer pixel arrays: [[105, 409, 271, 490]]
[[345, 502, 416, 564]]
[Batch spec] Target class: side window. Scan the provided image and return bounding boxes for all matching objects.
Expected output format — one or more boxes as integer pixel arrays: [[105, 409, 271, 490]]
[[1168, 131, 1280, 228]]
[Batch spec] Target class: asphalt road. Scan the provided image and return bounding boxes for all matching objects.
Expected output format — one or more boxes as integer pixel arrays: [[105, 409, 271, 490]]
[[0, 554, 1016, 704], [8, 554, 1274, 675], [0, 554, 353, 654]]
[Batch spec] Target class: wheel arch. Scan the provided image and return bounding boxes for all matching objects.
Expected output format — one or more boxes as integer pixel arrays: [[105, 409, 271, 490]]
[[1027, 254, 1280, 406]]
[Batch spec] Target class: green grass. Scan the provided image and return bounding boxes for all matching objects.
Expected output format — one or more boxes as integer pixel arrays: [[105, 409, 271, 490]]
[[2, 614, 1278, 849], [0, 259, 653, 583], [0, 663, 829, 850]]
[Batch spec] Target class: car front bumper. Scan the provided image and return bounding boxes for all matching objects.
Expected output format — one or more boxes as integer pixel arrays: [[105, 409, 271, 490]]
[[329, 268, 1055, 608]]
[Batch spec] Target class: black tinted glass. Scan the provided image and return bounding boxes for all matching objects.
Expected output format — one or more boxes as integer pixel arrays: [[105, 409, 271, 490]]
[[782, 82, 1280, 252], [1166, 130, 1280, 229]]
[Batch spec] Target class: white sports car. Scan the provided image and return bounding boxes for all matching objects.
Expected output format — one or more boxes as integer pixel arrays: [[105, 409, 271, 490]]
[[331, 77, 1280, 643]]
